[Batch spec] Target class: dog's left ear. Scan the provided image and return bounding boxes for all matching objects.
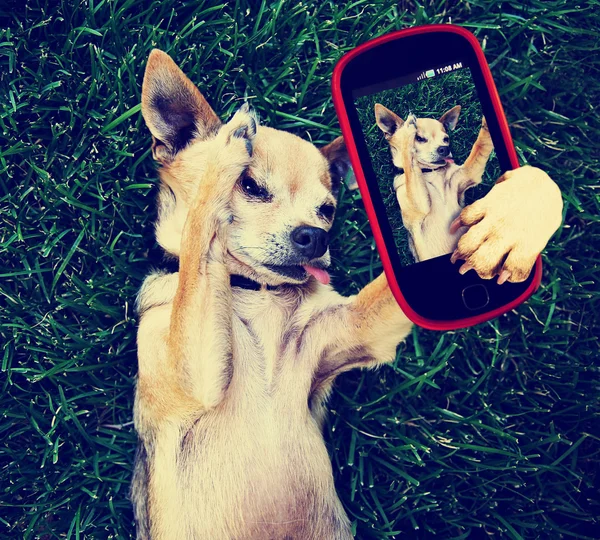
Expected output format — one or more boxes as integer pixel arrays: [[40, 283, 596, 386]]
[[375, 103, 404, 139], [141, 49, 223, 163], [321, 136, 358, 195], [439, 105, 462, 131]]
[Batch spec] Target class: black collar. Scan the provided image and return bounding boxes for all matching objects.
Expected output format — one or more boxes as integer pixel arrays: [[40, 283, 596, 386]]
[[395, 166, 435, 174], [230, 274, 280, 291], [147, 245, 280, 291]]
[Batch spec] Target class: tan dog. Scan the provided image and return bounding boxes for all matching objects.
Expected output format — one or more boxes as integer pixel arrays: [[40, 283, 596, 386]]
[[375, 104, 494, 265], [130, 50, 563, 539]]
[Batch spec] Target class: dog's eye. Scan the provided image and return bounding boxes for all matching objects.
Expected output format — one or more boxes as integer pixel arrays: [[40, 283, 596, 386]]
[[443, 136, 449, 143], [241, 176, 271, 201], [416, 135, 427, 143], [318, 204, 335, 221]]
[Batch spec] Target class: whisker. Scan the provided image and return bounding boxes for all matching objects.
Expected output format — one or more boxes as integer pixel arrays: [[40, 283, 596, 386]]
[[236, 245, 270, 253]]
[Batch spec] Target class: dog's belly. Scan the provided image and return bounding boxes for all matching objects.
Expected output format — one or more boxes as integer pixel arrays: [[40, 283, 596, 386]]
[[135, 297, 354, 539], [141, 312, 353, 540], [145, 403, 352, 540], [395, 173, 465, 261], [417, 205, 464, 261]]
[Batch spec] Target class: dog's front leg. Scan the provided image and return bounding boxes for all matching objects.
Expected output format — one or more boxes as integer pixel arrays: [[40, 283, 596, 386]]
[[170, 109, 257, 410], [138, 108, 256, 418], [457, 116, 494, 198], [309, 273, 413, 394], [401, 114, 431, 219]]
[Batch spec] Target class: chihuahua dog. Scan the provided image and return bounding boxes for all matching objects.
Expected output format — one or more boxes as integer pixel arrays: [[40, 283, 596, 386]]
[[375, 104, 493, 264], [130, 50, 563, 539]]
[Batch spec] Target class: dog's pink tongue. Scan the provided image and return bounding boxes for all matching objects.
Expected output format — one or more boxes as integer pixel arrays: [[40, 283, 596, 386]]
[[445, 157, 455, 164], [303, 265, 330, 285]]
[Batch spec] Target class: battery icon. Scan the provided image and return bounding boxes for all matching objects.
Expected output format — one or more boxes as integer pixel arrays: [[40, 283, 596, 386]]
[[426, 69, 435, 78]]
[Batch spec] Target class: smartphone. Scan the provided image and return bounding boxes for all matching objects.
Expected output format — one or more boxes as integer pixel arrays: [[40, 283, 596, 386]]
[[332, 24, 542, 331]]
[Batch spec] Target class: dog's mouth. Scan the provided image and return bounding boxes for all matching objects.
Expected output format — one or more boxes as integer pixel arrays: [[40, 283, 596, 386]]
[[431, 157, 454, 166], [228, 248, 331, 286], [264, 262, 330, 285]]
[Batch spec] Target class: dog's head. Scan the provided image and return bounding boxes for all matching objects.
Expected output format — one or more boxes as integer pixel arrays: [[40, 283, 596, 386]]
[[140, 50, 351, 286], [374, 104, 461, 169]]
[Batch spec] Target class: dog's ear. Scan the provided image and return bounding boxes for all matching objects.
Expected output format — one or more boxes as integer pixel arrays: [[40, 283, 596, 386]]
[[141, 49, 222, 163], [439, 105, 461, 131], [374, 103, 404, 139], [321, 136, 358, 195]]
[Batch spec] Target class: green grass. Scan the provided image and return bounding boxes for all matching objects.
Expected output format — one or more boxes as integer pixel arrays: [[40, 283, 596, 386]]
[[1, 0, 599, 538], [355, 67, 502, 264]]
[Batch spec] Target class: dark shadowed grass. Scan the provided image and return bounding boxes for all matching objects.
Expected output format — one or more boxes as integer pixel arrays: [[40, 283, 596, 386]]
[[1, 0, 599, 538]]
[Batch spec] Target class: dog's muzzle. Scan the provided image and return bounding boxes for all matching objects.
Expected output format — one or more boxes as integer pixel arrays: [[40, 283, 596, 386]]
[[260, 227, 331, 285]]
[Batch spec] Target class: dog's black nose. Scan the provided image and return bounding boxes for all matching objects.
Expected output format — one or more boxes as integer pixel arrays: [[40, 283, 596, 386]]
[[438, 145, 450, 157], [290, 226, 329, 259]]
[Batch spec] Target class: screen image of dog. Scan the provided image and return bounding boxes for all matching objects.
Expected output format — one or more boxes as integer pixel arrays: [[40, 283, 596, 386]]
[[354, 68, 500, 266]]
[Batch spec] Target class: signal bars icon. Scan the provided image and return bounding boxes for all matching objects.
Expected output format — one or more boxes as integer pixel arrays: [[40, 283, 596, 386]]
[[416, 69, 436, 81]]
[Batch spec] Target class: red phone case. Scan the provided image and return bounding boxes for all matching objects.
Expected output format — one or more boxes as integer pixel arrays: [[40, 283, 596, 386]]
[[332, 24, 542, 331]]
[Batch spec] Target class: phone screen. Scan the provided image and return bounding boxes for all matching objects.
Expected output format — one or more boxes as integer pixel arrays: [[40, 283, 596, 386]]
[[352, 62, 500, 267]]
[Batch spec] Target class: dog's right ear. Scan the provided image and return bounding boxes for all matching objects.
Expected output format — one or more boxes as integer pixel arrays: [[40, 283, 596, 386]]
[[439, 105, 461, 131], [321, 136, 358, 193], [141, 49, 222, 163], [374, 104, 404, 139]]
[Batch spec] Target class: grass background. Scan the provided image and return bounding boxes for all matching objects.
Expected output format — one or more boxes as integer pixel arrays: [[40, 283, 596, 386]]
[[1, 0, 599, 538], [355, 67, 502, 264]]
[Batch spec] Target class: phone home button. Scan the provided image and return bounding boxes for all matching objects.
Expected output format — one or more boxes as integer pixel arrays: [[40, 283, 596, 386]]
[[462, 284, 490, 311]]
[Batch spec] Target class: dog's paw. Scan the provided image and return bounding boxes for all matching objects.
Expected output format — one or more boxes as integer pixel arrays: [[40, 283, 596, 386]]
[[399, 114, 417, 156], [449, 166, 563, 283], [193, 103, 257, 221], [405, 114, 418, 139], [214, 102, 257, 181], [228, 102, 257, 156]]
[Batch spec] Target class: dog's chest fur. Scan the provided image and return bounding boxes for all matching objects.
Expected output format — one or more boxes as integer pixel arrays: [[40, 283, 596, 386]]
[[232, 289, 301, 388]]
